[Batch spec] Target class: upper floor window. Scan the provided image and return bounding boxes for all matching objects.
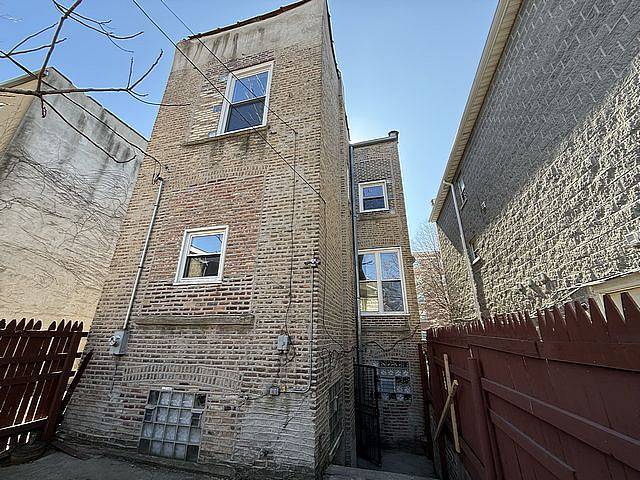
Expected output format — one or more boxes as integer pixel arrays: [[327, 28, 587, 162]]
[[358, 248, 407, 314], [457, 176, 467, 204], [219, 63, 272, 134], [175, 226, 228, 284], [469, 237, 480, 264], [359, 180, 388, 213]]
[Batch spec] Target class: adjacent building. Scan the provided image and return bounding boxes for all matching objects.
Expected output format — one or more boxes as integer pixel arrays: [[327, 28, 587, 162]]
[[0, 68, 145, 328], [62, 1, 422, 478], [430, 0, 640, 319], [353, 133, 424, 450]]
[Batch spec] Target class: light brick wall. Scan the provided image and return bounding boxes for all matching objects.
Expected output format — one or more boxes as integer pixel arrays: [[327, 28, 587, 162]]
[[437, 0, 640, 317], [62, 1, 356, 478], [353, 136, 425, 450]]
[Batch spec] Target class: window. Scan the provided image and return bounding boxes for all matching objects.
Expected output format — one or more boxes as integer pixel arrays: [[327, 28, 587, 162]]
[[175, 226, 228, 284], [421, 331, 427, 341], [457, 177, 467, 204], [469, 237, 480, 264], [375, 360, 412, 400], [358, 248, 406, 314], [219, 63, 272, 134], [328, 380, 343, 453], [138, 389, 206, 462], [358, 180, 388, 212]]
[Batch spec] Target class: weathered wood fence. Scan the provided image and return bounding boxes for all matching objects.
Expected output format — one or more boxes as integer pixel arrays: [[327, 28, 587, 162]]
[[421, 293, 640, 480], [0, 318, 90, 452]]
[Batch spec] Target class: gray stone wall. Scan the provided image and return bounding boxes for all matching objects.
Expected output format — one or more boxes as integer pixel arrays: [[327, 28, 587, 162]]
[[0, 68, 144, 328], [437, 0, 640, 316]]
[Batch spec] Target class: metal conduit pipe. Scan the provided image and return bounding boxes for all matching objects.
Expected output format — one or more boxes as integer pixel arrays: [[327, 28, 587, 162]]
[[349, 144, 362, 363], [122, 176, 164, 331]]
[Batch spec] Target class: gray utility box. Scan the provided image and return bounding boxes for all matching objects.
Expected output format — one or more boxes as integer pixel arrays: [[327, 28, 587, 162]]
[[109, 330, 129, 355]]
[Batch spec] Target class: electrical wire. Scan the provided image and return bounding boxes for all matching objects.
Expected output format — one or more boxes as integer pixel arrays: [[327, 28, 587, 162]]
[[157, 0, 298, 136], [130, 0, 324, 204]]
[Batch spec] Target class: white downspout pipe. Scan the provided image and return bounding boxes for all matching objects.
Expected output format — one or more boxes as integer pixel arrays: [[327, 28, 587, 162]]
[[442, 181, 482, 319]]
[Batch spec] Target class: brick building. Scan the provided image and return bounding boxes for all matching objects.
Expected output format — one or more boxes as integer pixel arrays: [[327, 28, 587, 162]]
[[430, 0, 640, 319], [0, 68, 144, 329], [62, 1, 422, 478], [352, 133, 424, 450]]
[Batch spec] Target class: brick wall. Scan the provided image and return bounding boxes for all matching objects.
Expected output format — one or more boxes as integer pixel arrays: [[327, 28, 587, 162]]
[[437, 0, 640, 317], [353, 135, 425, 450], [62, 1, 356, 478]]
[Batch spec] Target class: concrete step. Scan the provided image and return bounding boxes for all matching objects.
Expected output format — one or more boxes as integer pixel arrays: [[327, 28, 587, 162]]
[[324, 464, 437, 480]]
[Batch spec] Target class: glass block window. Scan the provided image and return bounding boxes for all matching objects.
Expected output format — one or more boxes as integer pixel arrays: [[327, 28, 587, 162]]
[[328, 380, 343, 449], [138, 390, 206, 462], [376, 360, 412, 401], [358, 180, 388, 212], [358, 248, 406, 314]]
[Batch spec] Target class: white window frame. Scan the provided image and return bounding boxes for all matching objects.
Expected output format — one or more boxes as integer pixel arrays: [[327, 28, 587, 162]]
[[358, 180, 389, 213], [217, 62, 273, 136], [457, 176, 467, 206], [174, 226, 229, 285], [358, 247, 408, 316], [469, 237, 480, 264]]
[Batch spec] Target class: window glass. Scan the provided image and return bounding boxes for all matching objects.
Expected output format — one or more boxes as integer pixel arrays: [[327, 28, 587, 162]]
[[358, 253, 377, 280], [362, 185, 384, 198], [382, 281, 404, 311], [190, 234, 222, 255], [231, 72, 268, 102], [380, 252, 400, 279], [226, 99, 265, 132], [363, 197, 386, 211], [184, 255, 220, 278], [359, 282, 379, 312]]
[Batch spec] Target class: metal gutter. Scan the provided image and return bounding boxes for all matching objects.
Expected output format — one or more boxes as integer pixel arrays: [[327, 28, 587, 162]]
[[349, 144, 362, 363], [429, 0, 523, 222]]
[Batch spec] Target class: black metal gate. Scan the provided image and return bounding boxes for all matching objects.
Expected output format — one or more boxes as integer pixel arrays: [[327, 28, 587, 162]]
[[354, 363, 381, 466]]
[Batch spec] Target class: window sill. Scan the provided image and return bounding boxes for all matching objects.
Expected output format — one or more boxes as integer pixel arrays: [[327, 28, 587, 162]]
[[360, 312, 410, 317], [360, 208, 389, 214], [173, 278, 223, 286], [182, 125, 268, 147]]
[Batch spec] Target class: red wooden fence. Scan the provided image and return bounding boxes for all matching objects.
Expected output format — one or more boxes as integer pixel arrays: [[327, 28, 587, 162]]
[[0, 318, 89, 452], [422, 293, 640, 480]]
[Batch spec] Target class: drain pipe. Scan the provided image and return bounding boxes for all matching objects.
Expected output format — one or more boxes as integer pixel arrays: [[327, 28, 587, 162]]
[[349, 145, 362, 364], [442, 181, 482, 319], [110, 176, 164, 355]]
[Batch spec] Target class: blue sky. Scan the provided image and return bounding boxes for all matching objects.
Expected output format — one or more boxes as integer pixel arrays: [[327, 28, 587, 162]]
[[0, 0, 497, 236]]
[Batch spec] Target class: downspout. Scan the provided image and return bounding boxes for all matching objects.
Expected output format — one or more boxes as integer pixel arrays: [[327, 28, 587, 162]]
[[349, 145, 362, 364], [122, 176, 164, 330], [442, 181, 482, 319]]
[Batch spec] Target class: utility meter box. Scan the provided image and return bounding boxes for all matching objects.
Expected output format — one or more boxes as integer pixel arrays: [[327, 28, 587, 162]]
[[109, 330, 129, 355]]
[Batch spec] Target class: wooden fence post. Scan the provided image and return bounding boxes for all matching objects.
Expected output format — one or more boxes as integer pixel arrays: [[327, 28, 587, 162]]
[[468, 357, 498, 480], [42, 327, 82, 441]]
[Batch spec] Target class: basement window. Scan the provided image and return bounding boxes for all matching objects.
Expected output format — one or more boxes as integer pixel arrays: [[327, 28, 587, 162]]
[[376, 360, 412, 401], [175, 226, 228, 284], [359, 180, 389, 213], [358, 248, 407, 314], [219, 62, 272, 134], [138, 389, 206, 462]]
